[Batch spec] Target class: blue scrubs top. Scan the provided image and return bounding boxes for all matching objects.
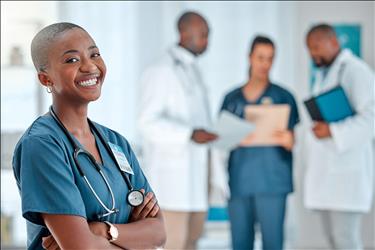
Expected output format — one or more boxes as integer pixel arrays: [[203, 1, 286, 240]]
[[12, 114, 153, 249], [221, 83, 299, 197]]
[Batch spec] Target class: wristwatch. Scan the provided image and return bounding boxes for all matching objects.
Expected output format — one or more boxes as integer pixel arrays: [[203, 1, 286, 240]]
[[103, 221, 119, 242]]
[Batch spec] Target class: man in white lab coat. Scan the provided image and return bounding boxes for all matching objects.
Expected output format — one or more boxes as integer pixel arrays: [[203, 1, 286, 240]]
[[137, 11, 217, 250], [304, 24, 374, 249]]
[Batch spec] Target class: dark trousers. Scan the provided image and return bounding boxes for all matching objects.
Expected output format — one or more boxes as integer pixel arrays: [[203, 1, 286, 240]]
[[228, 194, 287, 250]]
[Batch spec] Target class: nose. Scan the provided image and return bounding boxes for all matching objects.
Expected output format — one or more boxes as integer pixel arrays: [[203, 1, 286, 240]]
[[80, 58, 98, 73]]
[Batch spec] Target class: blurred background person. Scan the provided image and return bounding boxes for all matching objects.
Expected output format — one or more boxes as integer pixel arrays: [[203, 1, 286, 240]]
[[137, 11, 217, 250], [303, 23, 374, 250], [219, 36, 299, 250]]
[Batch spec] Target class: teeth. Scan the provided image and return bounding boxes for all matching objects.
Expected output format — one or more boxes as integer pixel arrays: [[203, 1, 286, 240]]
[[78, 78, 98, 87]]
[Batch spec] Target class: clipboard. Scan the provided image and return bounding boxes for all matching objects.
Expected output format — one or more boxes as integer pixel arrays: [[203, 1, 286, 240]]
[[243, 104, 290, 146]]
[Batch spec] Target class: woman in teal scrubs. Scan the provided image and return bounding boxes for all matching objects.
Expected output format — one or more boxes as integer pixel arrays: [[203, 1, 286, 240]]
[[12, 22, 166, 249], [221, 36, 299, 250]]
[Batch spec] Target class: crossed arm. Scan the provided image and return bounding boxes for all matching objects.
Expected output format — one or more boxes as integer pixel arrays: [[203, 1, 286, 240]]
[[41, 191, 166, 249]]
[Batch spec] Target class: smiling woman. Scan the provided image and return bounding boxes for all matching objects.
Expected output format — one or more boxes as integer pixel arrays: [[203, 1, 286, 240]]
[[31, 24, 106, 105], [12, 22, 166, 250]]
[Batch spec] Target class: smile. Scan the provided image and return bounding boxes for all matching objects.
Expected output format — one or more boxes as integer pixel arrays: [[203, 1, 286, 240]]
[[77, 76, 100, 87]]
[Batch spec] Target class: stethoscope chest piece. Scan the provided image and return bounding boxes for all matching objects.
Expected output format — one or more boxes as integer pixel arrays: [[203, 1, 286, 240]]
[[127, 190, 144, 207], [49, 106, 145, 218]]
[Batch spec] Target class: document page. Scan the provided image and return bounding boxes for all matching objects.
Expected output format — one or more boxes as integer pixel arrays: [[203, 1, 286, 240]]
[[210, 111, 255, 150]]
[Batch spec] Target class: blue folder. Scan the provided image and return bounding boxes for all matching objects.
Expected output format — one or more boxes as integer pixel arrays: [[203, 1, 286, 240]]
[[304, 86, 355, 122]]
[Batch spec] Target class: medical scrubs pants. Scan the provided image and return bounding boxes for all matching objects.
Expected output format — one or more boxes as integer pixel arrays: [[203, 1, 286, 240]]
[[228, 194, 287, 250]]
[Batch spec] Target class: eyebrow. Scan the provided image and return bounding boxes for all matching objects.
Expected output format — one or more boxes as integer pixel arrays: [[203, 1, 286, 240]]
[[61, 45, 98, 57], [88, 45, 98, 50]]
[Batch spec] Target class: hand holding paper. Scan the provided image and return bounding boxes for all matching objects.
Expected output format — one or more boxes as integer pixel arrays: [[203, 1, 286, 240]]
[[191, 129, 218, 144], [273, 130, 294, 150]]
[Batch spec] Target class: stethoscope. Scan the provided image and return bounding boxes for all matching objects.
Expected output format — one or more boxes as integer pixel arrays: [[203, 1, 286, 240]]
[[49, 106, 144, 219]]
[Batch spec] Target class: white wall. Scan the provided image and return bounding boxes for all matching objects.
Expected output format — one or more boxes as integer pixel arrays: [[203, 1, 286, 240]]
[[1, 1, 58, 129], [1, 2, 59, 246], [1, 1, 58, 67]]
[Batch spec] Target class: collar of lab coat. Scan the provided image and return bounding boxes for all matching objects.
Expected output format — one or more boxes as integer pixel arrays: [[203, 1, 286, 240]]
[[320, 48, 352, 75], [332, 48, 352, 68], [314, 48, 352, 93], [326, 48, 353, 82], [170, 45, 197, 65]]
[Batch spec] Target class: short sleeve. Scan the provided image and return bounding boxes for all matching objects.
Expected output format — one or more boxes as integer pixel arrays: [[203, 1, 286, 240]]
[[14, 135, 86, 225], [220, 95, 229, 112], [287, 94, 300, 130], [219, 89, 245, 118], [220, 94, 237, 115]]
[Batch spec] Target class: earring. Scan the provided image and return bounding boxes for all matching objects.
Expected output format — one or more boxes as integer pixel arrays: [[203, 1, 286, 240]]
[[46, 82, 52, 93]]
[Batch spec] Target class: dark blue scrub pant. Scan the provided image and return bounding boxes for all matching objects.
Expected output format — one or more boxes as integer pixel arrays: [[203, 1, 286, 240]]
[[228, 194, 287, 250]]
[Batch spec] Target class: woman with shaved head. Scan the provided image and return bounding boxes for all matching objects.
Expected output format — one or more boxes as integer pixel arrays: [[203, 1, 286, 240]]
[[13, 22, 166, 249]]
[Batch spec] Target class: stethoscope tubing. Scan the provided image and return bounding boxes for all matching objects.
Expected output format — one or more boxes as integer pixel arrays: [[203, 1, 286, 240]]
[[49, 106, 143, 215]]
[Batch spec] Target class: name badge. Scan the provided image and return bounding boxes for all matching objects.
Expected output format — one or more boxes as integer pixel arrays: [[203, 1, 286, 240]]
[[261, 96, 273, 105], [108, 142, 134, 175]]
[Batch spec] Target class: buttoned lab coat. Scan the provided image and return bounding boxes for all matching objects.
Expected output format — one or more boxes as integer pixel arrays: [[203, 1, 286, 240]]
[[137, 46, 213, 211], [304, 49, 375, 212]]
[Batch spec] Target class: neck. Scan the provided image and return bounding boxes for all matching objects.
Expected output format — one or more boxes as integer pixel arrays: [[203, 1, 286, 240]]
[[52, 101, 91, 137], [327, 48, 341, 67], [178, 42, 198, 57], [247, 74, 268, 88]]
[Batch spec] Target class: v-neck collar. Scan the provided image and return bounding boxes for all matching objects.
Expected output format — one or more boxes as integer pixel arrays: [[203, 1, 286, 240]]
[[240, 82, 272, 104], [69, 126, 105, 167], [92, 131, 105, 166]]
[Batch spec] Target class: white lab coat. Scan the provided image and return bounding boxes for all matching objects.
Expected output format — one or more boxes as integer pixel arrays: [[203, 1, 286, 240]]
[[303, 49, 375, 212], [137, 45, 212, 211]]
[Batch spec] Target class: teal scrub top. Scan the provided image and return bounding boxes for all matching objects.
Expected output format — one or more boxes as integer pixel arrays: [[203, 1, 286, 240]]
[[221, 83, 299, 197], [12, 114, 153, 249]]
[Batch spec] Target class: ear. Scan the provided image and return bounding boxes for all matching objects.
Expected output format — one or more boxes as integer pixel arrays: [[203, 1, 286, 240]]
[[332, 36, 340, 48], [37, 72, 51, 87], [180, 27, 193, 42], [179, 31, 187, 44]]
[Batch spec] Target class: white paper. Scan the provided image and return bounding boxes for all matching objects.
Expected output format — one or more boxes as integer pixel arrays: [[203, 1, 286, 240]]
[[210, 111, 255, 150]]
